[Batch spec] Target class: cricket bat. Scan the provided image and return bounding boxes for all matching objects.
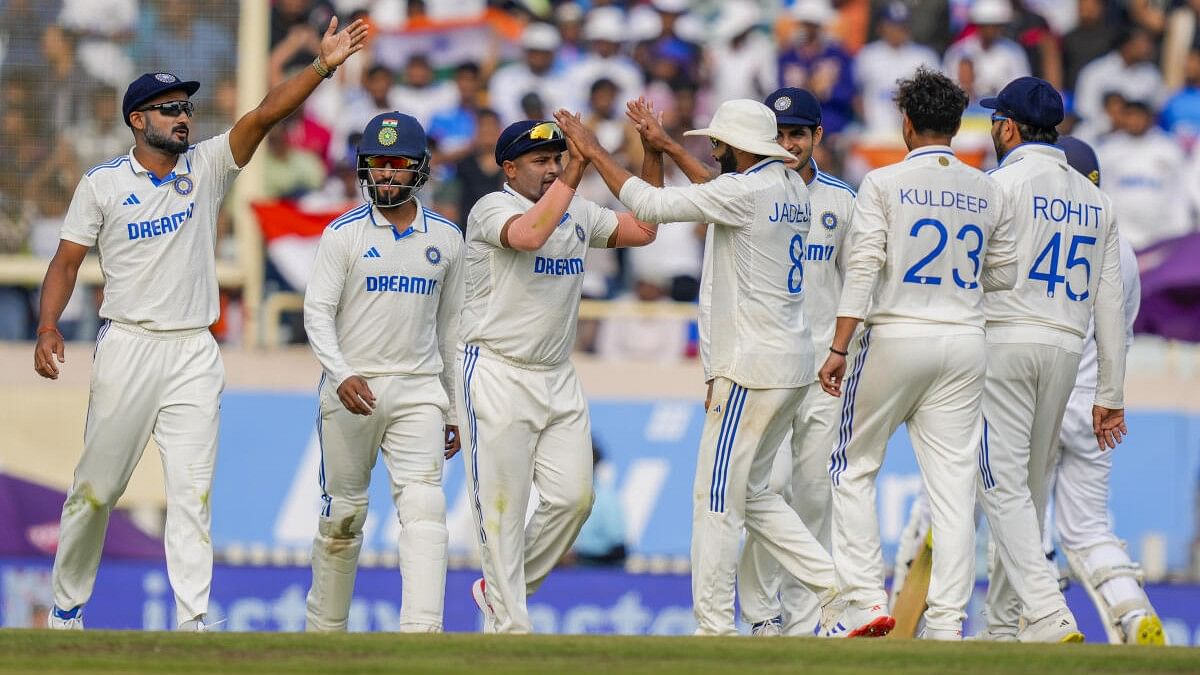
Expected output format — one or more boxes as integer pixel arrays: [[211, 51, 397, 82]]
[[888, 531, 933, 639]]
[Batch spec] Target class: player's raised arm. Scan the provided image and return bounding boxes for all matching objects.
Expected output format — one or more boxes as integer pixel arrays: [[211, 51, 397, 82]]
[[625, 98, 715, 185], [228, 16, 368, 167]]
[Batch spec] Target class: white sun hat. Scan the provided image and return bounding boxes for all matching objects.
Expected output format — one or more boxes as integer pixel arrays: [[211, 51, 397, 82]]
[[585, 6, 626, 43], [684, 99, 793, 160], [969, 0, 1013, 25], [521, 22, 562, 51]]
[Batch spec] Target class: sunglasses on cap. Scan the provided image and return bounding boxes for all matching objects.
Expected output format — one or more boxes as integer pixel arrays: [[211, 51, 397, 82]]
[[500, 121, 564, 159], [990, 112, 1010, 124], [137, 100, 195, 117], [363, 155, 422, 170]]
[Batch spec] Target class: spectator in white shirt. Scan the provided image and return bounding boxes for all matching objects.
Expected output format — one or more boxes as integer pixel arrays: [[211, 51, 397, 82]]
[[854, 2, 941, 138], [330, 64, 397, 165], [1096, 96, 1191, 250], [57, 0, 137, 89], [563, 7, 644, 114], [944, 0, 1031, 100], [707, 0, 777, 104], [488, 22, 564, 125], [1073, 27, 1164, 129]]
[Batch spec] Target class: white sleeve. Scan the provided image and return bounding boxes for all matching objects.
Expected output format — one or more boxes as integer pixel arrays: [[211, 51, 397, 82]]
[[468, 193, 522, 248], [981, 189, 1018, 292], [618, 175, 751, 228], [303, 228, 355, 386], [836, 173, 888, 320], [436, 239, 464, 425], [585, 200, 619, 249], [60, 177, 102, 247], [193, 132, 241, 175], [1119, 236, 1141, 351], [1092, 217, 1127, 409]]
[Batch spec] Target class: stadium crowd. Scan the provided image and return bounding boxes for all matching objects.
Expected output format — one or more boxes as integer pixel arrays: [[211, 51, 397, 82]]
[[2, 0, 1200, 353]]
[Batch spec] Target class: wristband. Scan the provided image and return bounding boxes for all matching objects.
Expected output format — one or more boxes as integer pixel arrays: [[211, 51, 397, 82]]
[[829, 346, 848, 357], [38, 326, 63, 339], [312, 56, 335, 79]]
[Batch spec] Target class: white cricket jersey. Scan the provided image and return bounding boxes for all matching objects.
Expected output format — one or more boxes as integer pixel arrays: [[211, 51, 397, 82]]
[[620, 159, 816, 389], [853, 40, 941, 136], [801, 162, 857, 369], [838, 145, 1017, 333], [1073, 236, 1140, 394], [60, 133, 240, 330], [984, 143, 1127, 408], [461, 184, 618, 368], [1095, 129, 1189, 251], [303, 200, 464, 421]]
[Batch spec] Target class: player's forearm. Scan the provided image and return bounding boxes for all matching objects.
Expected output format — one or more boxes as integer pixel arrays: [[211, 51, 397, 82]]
[[618, 177, 707, 225], [830, 316, 861, 353], [302, 300, 355, 385], [503, 180, 577, 251], [590, 149, 636, 200], [1092, 270, 1127, 409], [229, 67, 325, 167], [663, 139, 715, 184], [640, 148, 665, 188], [609, 212, 658, 248], [37, 252, 82, 331]]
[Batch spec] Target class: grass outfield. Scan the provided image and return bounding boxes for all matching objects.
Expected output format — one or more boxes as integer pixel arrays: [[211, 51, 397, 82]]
[[1, 632, 1196, 674]]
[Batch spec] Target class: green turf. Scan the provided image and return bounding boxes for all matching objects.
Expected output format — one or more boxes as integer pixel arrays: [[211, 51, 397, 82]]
[[2, 630, 1196, 674]]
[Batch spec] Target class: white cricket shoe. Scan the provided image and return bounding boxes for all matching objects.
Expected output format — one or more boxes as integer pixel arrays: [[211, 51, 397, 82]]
[[471, 577, 497, 633], [919, 625, 963, 640], [821, 602, 895, 638], [1017, 608, 1084, 643], [178, 614, 215, 632], [750, 616, 783, 637], [48, 605, 83, 630]]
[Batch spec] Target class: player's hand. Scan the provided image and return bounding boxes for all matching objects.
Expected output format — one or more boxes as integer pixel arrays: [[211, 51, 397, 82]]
[[33, 329, 66, 380], [1092, 405, 1127, 451], [625, 97, 670, 154], [704, 380, 713, 411], [337, 375, 376, 415], [818, 353, 846, 397], [318, 16, 369, 70], [444, 425, 461, 459], [553, 110, 603, 161], [561, 132, 590, 188]]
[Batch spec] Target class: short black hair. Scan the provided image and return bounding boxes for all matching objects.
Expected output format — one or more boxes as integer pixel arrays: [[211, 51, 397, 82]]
[[476, 107, 500, 123], [590, 77, 618, 96], [455, 61, 481, 77], [894, 67, 968, 137], [1015, 120, 1059, 144], [366, 64, 393, 79]]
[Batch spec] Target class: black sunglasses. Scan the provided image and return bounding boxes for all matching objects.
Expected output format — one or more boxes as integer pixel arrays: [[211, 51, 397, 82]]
[[137, 100, 195, 118]]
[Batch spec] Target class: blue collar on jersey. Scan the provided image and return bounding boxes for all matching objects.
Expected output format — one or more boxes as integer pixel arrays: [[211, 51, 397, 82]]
[[804, 158, 820, 186], [367, 200, 427, 240], [905, 145, 955, 161], [998, 141, 1064, 167], [127, 147, 192, 187]]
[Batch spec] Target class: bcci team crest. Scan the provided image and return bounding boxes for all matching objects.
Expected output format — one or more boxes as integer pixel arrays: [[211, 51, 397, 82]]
[[154, 73, 177, 83], [773, 96, 792, 112], [173, 176, 194, 196], [574, 224, 585, 242], [425, 245, 442, 266], [821, 211, 837, 230], [378, 118, 399, 146]]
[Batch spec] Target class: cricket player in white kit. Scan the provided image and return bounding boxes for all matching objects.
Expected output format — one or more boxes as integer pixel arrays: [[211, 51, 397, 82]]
[[303, 112, 462, 632], [818, 68, 1017, 640], [974, 78, 1127, 643], [1049, 136, 1162, 645], [461, 118, 660, 634], [558, 99, 838, 636], [33, 18, 368, 631], [737, 87, 857, 637]]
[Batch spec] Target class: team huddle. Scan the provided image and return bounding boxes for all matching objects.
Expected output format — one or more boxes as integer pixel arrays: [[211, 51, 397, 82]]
[[30, 18, 1162, 645]]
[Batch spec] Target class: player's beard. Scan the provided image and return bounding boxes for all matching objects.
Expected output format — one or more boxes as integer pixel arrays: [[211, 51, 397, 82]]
[[145, 122, 189, 154], [717, 146, 738, 174]]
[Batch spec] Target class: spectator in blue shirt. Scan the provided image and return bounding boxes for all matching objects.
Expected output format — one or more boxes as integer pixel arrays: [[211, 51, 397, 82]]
[[778, 1, 855, 135], [1162, 49, 1200, 150]]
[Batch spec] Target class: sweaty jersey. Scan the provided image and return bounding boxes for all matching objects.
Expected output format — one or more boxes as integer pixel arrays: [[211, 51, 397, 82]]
[[61, 133, 240, 330], [304, 200, 464, 421], [461, 184, 618, 368], [839, 145, 1017, 332], [801, 162, 857, 370], [621, 158, 816, 389], [985, 143, 1127, 408]]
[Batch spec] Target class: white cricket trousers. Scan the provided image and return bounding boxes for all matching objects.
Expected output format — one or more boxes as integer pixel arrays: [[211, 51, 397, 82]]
[[978, 332, 1079, 631], [830, 327, 983, 631], [692, 377, 835, 636], [52, 321, 222, 627], [306, 373, 448, 632], [457, 345, 594, 634], [737, 383, 838, 633]]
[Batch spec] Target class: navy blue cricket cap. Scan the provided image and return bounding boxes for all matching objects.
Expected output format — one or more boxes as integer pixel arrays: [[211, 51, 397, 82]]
[[357, 112, 428, 158], [495, 120, 566, 166], [980, 76, 1064, 129], [122, 72, 200, 127], [765, 87, 822, 127], [1057, 136, 1101, 188]]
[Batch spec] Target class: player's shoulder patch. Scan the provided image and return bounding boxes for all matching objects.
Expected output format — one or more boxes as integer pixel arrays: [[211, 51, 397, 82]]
[[328, 203, 372, 231]]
